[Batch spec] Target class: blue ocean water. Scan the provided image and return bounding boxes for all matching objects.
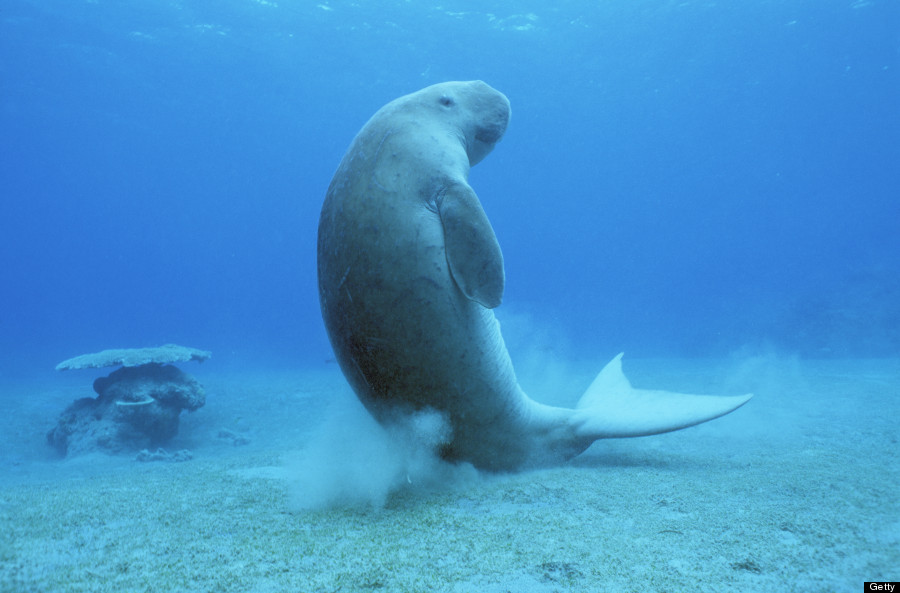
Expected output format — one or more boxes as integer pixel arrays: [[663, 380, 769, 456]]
[[2, 0, 898, 378]]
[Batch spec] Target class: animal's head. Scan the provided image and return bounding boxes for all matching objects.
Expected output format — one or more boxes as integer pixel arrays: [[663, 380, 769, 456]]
[[406, 80, 511, 166]]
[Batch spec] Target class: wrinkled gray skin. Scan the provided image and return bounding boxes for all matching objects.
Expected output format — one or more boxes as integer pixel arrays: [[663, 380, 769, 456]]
[[318, 81, 581, 471]]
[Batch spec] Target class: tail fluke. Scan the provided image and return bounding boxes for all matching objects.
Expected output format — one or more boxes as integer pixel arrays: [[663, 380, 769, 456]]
[[573, 353, 752, 439]]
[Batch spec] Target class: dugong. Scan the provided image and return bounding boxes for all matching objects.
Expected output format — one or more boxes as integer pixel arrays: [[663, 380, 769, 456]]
[[317, 80, 751, 471]]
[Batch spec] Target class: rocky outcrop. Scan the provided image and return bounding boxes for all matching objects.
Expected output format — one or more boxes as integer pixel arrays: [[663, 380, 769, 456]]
[[48, 345, 209, 457]]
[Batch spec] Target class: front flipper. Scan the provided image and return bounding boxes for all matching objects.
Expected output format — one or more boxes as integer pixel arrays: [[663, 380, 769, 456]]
[[573, 353, 752, 438], [437, 181, 504, 308]]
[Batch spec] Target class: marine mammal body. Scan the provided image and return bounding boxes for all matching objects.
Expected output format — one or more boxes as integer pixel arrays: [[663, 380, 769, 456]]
[[317, 80, 751, 471]]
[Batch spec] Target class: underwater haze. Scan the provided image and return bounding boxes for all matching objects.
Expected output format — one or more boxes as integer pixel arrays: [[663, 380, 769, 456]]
[[3, 2, 900, 591], [2, 0, 898, 377]]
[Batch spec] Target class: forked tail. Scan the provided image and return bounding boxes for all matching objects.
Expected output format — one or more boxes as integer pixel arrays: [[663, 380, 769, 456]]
[[572, 353, 752, 439]]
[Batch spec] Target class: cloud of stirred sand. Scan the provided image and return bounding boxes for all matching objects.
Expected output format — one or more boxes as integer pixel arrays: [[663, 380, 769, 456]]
[[285, 398, 478, 511]]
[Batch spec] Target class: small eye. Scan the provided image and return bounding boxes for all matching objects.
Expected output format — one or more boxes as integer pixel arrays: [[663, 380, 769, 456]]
[[439, 96, 455, 107]]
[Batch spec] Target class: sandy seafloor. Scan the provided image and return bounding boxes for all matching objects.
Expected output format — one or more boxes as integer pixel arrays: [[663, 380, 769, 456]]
[[1, 355, 897, 592]]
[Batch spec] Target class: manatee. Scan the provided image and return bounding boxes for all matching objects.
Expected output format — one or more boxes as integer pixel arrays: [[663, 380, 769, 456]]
[[317, 80, 751, 471]]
